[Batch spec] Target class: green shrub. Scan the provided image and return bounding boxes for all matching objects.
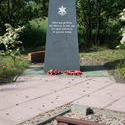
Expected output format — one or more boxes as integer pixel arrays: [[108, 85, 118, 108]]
[[0, 24, 25, 65], [0, 56, 28, 83], [116, 30, 125, 49], [21, 18, 47, 49], [117, 62, 125, 79]]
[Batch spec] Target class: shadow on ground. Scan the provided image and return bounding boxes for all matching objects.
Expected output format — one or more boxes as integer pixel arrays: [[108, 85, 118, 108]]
[[81, 59, 125, 72], [104, 59, 125, 70], [80, 65, 106, 72]]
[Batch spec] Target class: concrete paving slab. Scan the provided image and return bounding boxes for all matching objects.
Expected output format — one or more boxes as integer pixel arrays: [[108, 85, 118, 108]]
[[73, 90, 117, 108], [0, 115, 16, 125], [16, 75, 58, 82], [106, 96, 125, 113], [0, 78, 86, 110], [0, 77, 113, 125], [73, 83, 125, 112], [0, 64, 124, 125]]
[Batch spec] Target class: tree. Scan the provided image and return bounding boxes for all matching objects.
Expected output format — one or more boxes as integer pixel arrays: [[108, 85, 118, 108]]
[[76, 0, 125, 48], [95, 0, 101, 46], [7, 0, 11, 24], [0, 0, 49, 34], [0, 24, 25, 65], [76, 0, 94, 47]]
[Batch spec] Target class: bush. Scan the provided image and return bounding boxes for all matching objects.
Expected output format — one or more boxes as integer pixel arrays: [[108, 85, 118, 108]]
[[116, 31, 125, 49], [0, 56, 28, 83], [117, 61, 125, 79], [21, 18, 47, 49], [0, 24, 25, 64]]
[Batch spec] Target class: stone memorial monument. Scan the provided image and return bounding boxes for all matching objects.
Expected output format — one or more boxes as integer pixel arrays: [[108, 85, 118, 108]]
[[44, 0, 80, 71]]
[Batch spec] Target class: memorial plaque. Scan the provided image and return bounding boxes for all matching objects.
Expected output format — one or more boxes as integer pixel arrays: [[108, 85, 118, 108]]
[[44, 0, 80, 71]]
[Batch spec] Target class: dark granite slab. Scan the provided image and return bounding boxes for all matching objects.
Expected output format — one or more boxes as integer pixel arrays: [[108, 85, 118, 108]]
[[44, 0, 80, 71]]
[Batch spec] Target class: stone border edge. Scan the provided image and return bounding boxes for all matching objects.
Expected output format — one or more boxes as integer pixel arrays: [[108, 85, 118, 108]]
[[71, 104, 125, 119], [33, 108, 71, 125]]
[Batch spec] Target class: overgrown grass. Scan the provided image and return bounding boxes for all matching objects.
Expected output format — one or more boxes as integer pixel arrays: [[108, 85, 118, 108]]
[[117, 61, 125, 80], [80, 47, 125, 81], [0, 55, 29, 83], [80, 47, 125, 63]]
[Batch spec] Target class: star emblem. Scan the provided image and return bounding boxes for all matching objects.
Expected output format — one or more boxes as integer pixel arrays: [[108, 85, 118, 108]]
[[58, 6, 67, 16]]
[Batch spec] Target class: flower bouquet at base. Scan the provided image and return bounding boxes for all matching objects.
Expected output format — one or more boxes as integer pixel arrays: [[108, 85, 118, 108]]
[[46, 69, 63, 75], [65, 70, 82, 75]]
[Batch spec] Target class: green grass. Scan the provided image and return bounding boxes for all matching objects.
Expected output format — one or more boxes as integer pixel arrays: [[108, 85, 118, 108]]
[[80, 47, 125, 81], [0, 55, 29, 83], [80, 48, 125, 63], [117, 61, 125, 80]]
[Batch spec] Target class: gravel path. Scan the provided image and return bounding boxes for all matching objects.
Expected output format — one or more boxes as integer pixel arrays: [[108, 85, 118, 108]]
[[19, 104, 71, 125], [20, 104, 125, 125], [46, 111, 125, 125]]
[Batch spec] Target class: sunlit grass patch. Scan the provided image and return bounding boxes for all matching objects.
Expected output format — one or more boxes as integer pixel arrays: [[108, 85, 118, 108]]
[[0, 55, 29, 83], [80, 48, 125, 81], [117, 61, 125, 80]]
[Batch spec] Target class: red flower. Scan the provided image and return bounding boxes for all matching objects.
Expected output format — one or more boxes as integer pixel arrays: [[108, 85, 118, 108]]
[[2, 66, 6, 69], [46, 69, 63, 75], [65, 70, 82, 75]]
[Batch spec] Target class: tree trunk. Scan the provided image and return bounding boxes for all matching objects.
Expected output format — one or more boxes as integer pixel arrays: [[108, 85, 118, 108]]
[[42, 0, 46, 9], [88, 0, 92, 46], [7, 0, 11, 24], [42, 0, 47, 17], [0, 0, 4, 4], [95, 0, 101, 46]]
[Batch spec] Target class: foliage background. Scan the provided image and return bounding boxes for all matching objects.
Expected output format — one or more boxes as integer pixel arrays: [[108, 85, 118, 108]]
[[0, 0, 125, 82], [0, 0, 125, 50]]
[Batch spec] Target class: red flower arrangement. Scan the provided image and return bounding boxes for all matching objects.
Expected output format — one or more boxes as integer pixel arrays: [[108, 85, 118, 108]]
[[2, 66, 6, 69], [0, 65, 6, 69], [46, 69, 82, 76], [46, 69, 63, 75], [65, 70, 82, 75]]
